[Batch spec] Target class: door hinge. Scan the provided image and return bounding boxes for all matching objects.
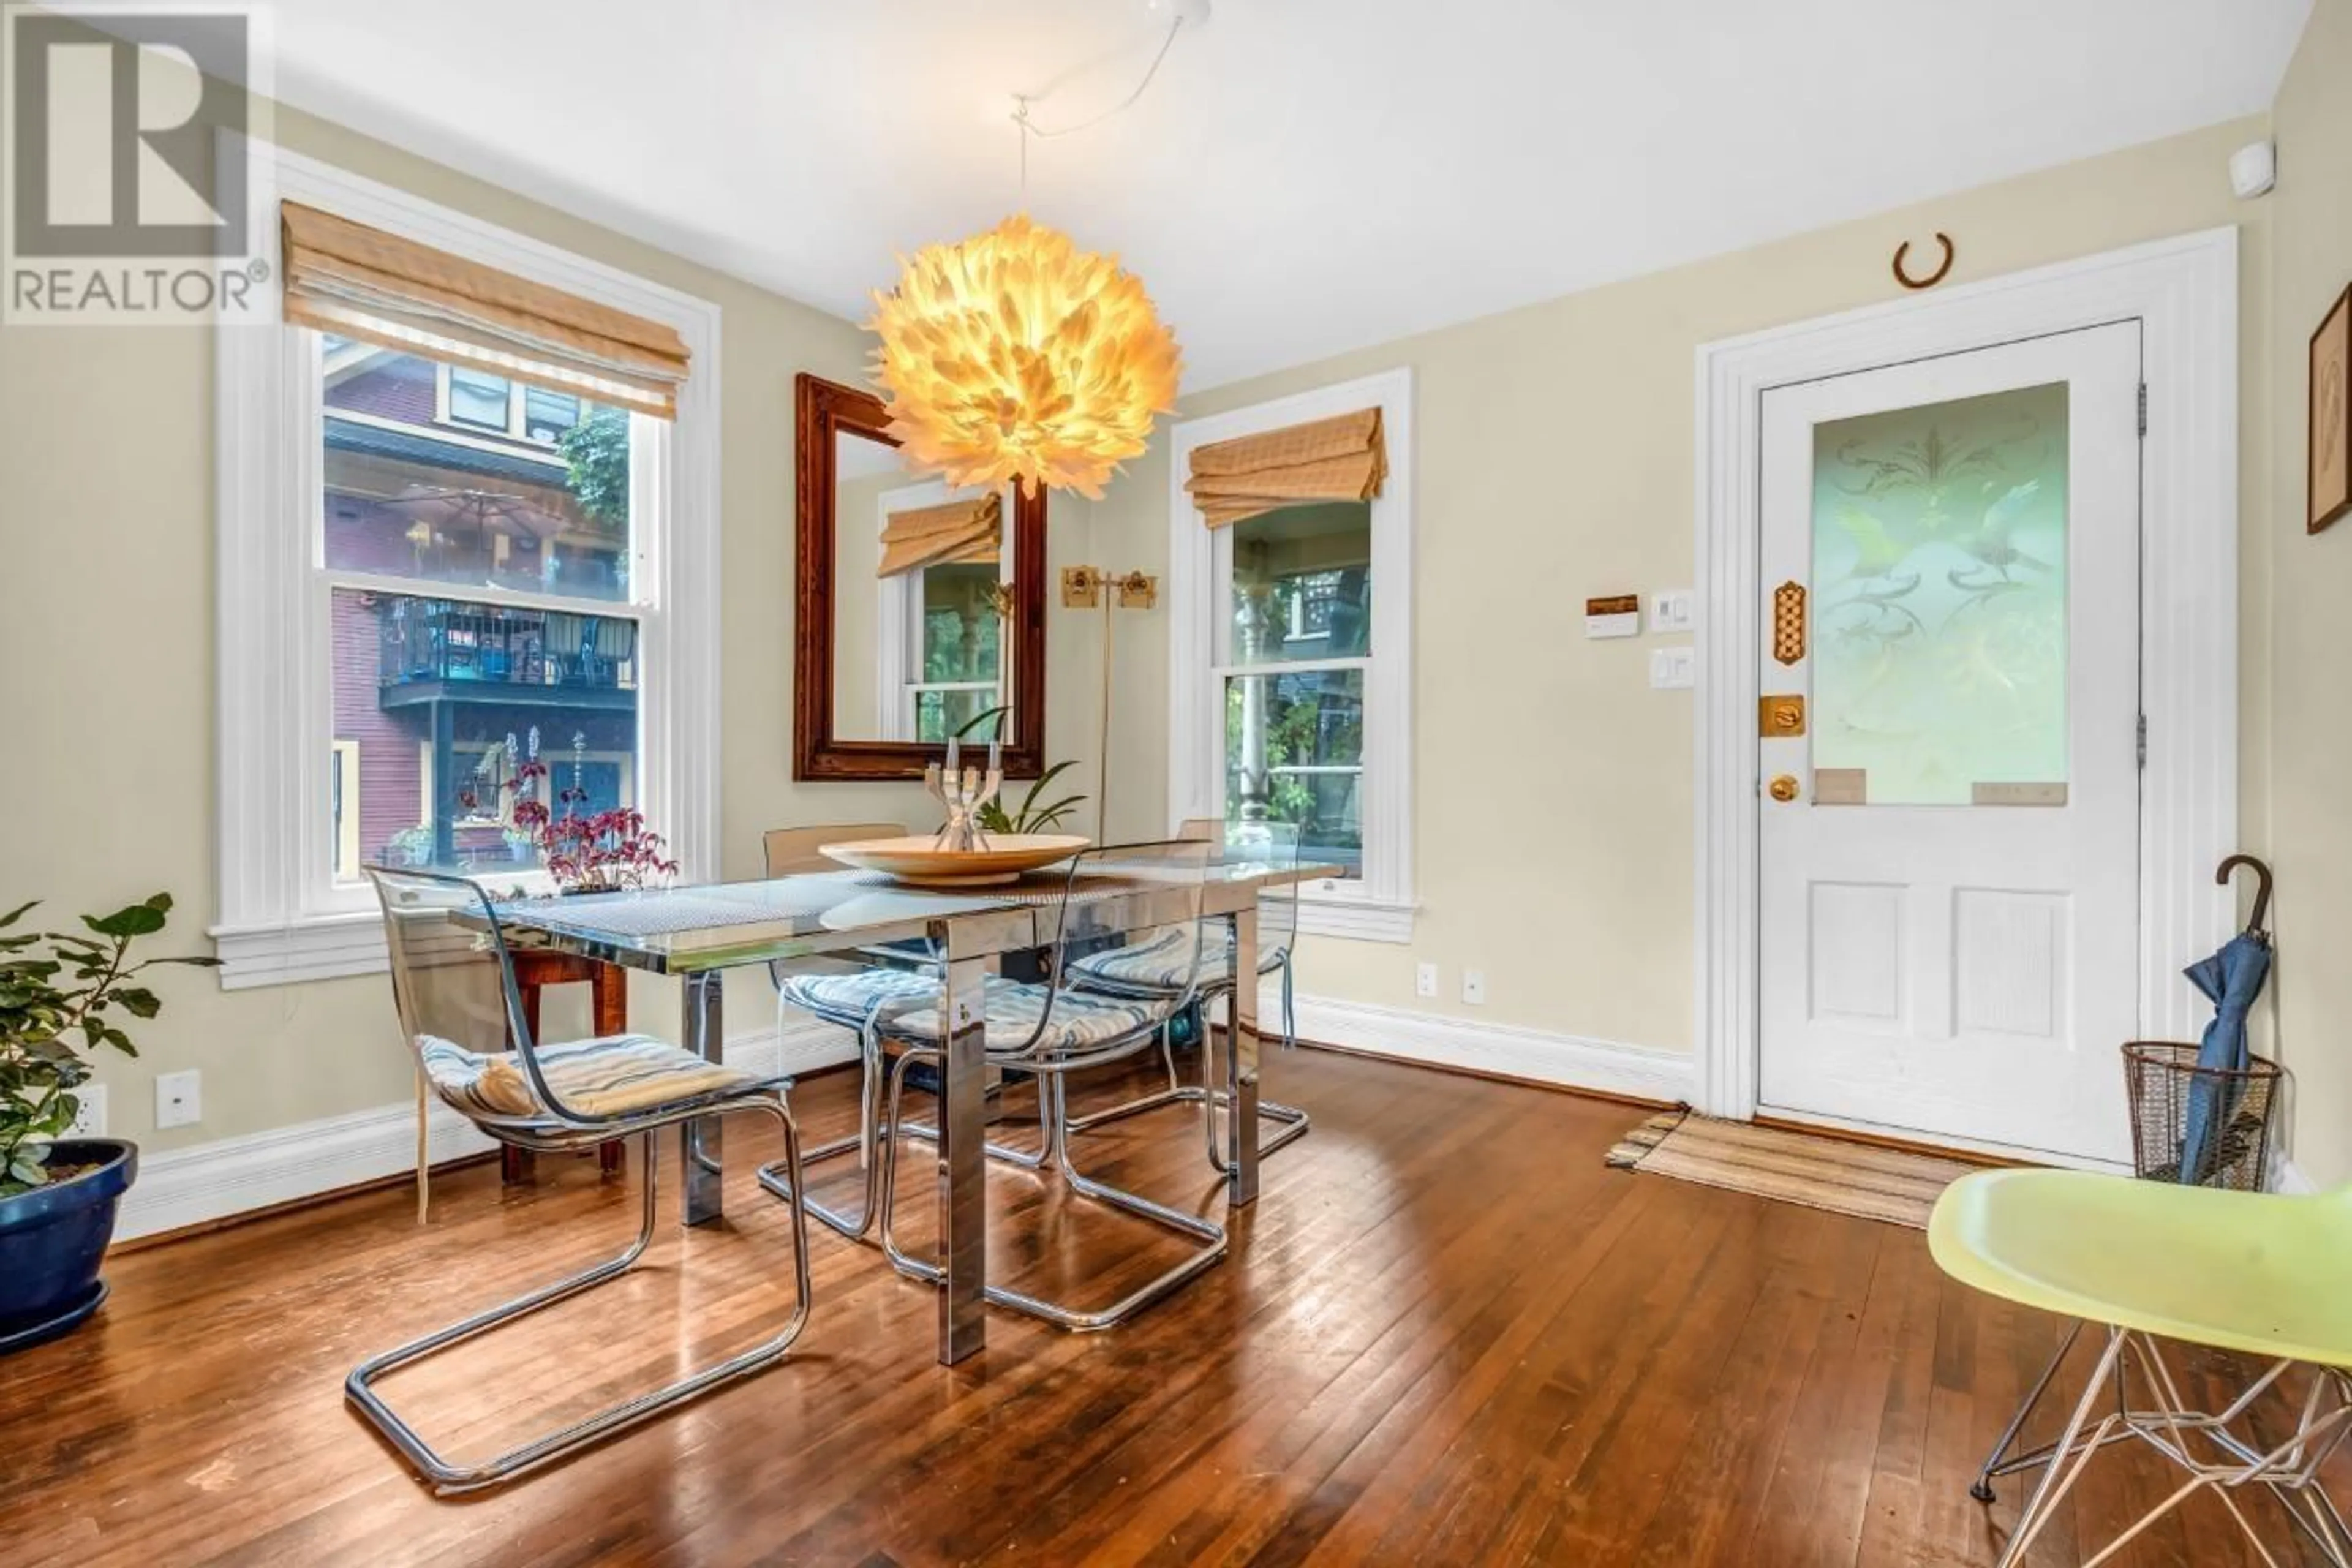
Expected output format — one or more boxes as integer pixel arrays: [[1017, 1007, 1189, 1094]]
[[2137, 712, 2148, 770], [2138, 382, 2148, 437]]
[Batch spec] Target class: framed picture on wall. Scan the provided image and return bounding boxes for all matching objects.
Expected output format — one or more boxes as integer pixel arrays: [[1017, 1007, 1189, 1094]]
[[2312, 282, 2352, 535]]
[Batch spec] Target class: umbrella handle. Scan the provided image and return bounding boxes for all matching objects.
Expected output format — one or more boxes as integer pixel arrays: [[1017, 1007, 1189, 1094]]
[[2216, 854, 2273, 937]]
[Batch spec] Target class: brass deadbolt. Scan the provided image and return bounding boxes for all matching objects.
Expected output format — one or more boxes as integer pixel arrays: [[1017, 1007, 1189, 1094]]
[[1768, 774, 1801, 802], [1759, 695, 1806, 737]]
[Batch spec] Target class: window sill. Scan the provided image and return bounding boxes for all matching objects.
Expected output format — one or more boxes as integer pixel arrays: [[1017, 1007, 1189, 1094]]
[[211, 911, 388, 991], [1295, 894, 1417, 944]]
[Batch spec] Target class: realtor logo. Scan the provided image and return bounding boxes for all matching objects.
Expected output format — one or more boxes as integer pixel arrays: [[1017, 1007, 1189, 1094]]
[[2, 2, 273, 324]]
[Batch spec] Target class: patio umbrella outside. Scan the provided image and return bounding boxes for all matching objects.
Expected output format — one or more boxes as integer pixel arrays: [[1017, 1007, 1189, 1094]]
[[384, 485, 570, 578], [2176, 927, 2271, 1185]]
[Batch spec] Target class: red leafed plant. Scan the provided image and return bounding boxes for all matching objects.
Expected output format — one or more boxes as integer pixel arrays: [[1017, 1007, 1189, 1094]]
[[508, 757, 677, 894]]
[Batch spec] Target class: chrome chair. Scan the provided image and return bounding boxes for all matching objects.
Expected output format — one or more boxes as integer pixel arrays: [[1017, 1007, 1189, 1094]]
[[1064, 817, 1311, 1174], [353, 868, 815, 1495], [870, 839, 1223, 1330], [757, 823, 1047, 1242]]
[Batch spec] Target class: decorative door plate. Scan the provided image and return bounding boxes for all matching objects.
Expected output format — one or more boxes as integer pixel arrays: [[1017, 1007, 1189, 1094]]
[[1771, 581, 1807, 665]]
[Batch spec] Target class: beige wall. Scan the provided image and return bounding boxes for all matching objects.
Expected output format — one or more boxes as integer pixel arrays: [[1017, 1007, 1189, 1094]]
[[2260, 0, 2352, 1185], [3, 47, 2332, 1182], [0, 102, 987, 1152], [1088, 117, 2277, 1062]]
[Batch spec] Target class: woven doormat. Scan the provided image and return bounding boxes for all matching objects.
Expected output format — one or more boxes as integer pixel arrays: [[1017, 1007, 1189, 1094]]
[[1605, 1109, 1981, 1229]]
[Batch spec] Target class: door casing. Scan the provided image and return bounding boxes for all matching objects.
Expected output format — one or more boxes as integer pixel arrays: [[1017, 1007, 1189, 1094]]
[[1691, 228, 2239, 1166]]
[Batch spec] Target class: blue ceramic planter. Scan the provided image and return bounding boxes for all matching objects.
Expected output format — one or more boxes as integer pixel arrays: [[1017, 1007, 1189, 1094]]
[[0, 1138, 135, 1354]]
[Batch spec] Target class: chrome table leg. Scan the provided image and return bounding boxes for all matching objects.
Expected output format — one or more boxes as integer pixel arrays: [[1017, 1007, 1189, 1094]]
[[937, 950, 989, 1365], [1227, 905, 1261, 1205], [680, 971, 723, 1226]]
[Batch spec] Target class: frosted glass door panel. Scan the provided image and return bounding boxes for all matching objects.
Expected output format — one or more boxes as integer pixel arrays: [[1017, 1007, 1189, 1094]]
[[1811, 382, 2069, 805]]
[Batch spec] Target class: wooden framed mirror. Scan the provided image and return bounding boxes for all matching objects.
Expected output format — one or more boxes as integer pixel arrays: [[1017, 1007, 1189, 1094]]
[[793, 373, 1048, 780]]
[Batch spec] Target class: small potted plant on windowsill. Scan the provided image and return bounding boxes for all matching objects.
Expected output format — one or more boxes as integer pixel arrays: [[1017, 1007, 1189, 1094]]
[[1, 893, 216, 1354]]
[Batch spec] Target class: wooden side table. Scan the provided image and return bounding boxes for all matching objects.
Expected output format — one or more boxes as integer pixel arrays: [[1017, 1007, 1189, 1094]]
[[507, 949, 628, 1184]]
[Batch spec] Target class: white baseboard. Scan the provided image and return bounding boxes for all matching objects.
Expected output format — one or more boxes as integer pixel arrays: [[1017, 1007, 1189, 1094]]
[[114, 1023, 814, 1243], [1276, 989, 1694, 1104], [110, 998, 1685, 1247]]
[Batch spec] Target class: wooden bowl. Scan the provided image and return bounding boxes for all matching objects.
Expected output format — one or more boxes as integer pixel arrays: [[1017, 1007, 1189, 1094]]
[[819, 834, 1090, 888]]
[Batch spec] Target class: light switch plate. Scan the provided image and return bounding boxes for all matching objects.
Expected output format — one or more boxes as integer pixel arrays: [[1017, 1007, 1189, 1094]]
[[1649, 647, 1695, 689], [155, 1069, 202, 1130], [1649, 589, 1695, 633]]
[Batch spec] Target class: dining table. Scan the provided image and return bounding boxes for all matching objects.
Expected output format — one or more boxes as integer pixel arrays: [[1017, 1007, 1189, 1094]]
[[490, 850, 1333, 1365]]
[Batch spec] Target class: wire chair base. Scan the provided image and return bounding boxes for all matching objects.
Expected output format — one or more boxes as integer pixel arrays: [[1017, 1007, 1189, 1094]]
[[347, 1100, 814, 1496], [1988, 1324, 2352, 1567]]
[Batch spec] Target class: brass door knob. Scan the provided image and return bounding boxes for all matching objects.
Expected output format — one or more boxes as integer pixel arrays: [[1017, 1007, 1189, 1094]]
[[1768, 774, 1800, 802]]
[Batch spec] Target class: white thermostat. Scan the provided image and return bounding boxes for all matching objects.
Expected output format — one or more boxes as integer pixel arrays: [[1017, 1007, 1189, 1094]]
[[1586, 593, 1642, 639]]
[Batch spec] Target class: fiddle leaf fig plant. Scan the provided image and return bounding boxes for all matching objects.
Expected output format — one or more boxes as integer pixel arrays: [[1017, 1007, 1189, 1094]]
[[0, 894, 217, 1196]]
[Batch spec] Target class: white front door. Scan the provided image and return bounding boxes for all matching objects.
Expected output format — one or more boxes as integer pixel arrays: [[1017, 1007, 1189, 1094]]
[[1756, 323, 2142, 1164]]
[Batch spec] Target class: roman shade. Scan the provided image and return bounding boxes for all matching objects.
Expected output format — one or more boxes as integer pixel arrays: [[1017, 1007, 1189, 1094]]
[[280, 202, 692, 418], [878, 492, 1003, 577], [1185, 408, 1388, 529]]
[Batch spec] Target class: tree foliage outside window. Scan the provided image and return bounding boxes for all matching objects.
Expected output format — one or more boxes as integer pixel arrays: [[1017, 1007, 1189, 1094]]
[[559, 405, 631, 529], [1226, 673, 1365, 847]]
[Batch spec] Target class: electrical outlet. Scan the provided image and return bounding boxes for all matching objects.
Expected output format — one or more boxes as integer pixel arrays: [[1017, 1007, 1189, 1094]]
[[1649, 646, 1695, 690], [1414, 962, 1438, 999], [1462, 970, 1487, 1005], [68, 1084, 107, 1138], [155, 1069, 202, 1130]]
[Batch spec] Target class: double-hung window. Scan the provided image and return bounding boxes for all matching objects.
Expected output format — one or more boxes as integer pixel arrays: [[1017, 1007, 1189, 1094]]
[[872, 480, 1013, 742], [213, 148, 719, 988], [1167, 368, 1415, 941]]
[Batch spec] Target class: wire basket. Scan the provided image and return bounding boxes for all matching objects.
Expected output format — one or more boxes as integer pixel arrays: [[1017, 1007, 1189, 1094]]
[[2122, 1041, 2282, 1191]]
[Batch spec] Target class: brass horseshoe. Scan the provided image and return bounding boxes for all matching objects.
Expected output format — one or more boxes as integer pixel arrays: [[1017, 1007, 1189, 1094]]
[[1893, 232, 1955, 290]]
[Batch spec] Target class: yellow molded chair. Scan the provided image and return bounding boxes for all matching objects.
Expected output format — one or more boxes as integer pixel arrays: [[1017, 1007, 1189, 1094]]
[[1928, 1169, 2352, 1566]]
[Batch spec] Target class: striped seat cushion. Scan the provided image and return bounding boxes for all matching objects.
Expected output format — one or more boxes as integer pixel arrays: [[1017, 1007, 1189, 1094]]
[[1069, 925, 1289, 992], [778, 967, 940, 1028], [883, 978, 1163, 1057], [420, 1032, 758, 1121]]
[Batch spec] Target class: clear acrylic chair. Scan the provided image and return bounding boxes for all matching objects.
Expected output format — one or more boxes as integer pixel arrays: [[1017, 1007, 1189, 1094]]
[[755, 823, 1054, 1242], [353, 867, 815, 1495], [1063, 817, 1311, 1174], [869, 839, 1224, 1330]]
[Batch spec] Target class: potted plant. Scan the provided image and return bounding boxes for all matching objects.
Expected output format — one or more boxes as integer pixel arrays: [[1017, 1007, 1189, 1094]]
[[505, 739, 678, 894], [1, 893, 216, 1354]]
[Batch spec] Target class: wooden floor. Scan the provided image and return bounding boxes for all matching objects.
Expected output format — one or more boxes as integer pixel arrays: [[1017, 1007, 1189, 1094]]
[[2, 1047, 2337, 1567]]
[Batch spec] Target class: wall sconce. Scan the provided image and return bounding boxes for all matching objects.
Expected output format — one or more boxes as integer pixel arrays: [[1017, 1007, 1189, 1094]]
[[1058, 565, 1159, 835], [1060, 565, 1157, 610]]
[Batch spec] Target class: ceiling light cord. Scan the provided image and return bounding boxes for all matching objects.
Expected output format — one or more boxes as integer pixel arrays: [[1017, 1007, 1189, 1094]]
[[1012, 12, 1187, 198]]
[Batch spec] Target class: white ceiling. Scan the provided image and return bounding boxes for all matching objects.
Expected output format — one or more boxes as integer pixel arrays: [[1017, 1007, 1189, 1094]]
[[266, 0, 2309, 391]]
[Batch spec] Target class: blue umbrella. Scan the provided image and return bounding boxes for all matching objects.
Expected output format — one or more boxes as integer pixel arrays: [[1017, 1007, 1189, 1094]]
[[2176, 925, 2271, 1185]]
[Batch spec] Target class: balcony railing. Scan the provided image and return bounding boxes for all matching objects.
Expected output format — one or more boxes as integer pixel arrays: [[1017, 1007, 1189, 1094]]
[[377, 595, 637, 699]]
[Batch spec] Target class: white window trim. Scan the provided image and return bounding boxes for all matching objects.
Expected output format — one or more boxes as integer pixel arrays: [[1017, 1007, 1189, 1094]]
[[873, 478, 1014, 742], [213, 138, 722, 990], [1166, 368, 1415, 943]]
